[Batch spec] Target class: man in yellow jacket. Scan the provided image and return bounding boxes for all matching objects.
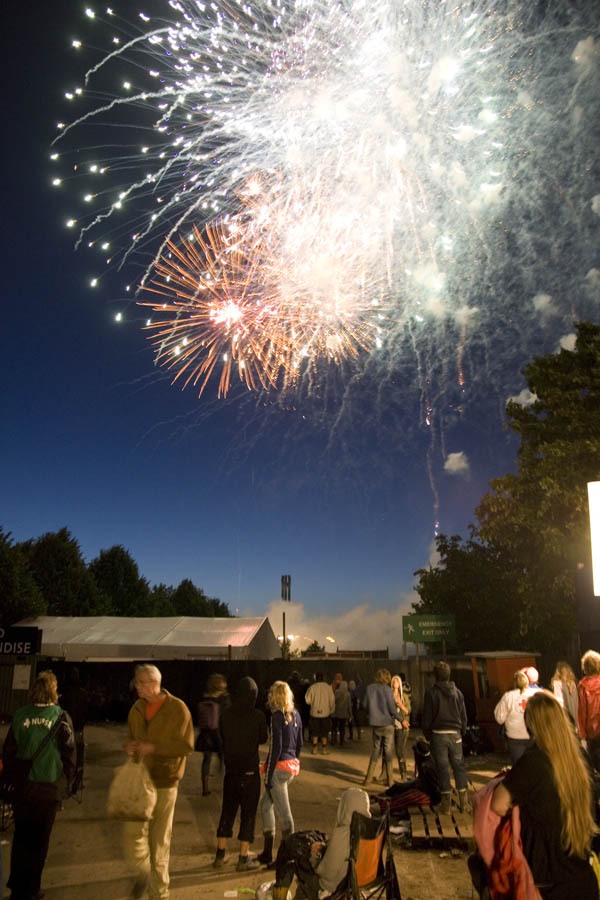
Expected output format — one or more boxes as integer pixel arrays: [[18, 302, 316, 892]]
[[124, 664, 194, 900]]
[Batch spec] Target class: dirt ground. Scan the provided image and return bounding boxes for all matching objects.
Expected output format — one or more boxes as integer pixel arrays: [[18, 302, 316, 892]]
[[0, 723, 504, 900]]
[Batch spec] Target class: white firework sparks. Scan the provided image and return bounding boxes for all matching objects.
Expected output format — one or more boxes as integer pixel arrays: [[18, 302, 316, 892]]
[[52, 0, 600, 398]]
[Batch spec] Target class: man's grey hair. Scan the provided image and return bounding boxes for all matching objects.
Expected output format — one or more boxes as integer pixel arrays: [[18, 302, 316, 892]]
[[135, 663, 162, 685]]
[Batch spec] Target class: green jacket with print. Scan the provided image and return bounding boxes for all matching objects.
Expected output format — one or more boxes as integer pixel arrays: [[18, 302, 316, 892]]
[[6, 703, 75, 785]]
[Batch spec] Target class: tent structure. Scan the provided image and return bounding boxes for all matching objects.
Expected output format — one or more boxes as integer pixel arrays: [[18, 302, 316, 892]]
[[16, 616, 281, 661]]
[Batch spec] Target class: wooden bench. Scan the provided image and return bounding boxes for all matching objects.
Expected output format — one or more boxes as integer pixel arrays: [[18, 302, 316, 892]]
[[408, 804, 474, 849]]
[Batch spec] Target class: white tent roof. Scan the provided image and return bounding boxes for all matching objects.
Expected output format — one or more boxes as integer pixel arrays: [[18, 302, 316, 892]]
[[17, 616, 281, 661]]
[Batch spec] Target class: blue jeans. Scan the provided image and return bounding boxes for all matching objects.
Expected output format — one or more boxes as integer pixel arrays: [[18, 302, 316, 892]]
[[430, 732, 467, 792], [507, 737, 530, 766], [261, 768, 295, 835], [369, 725, 395, 766]]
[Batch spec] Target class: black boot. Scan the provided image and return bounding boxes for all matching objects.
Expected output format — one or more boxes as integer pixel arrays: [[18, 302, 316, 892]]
[[257, 831, 274, 865], [268, 828, 292, 870], [202, 775, 210, 796]]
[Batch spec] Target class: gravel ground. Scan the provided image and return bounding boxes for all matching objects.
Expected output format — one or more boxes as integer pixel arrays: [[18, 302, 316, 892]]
[[1, 722, 505, 899]]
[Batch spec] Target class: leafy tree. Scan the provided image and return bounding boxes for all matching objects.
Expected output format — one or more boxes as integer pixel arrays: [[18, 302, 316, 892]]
[[0, 527, 45, 625], [21, 527, 107, 616], [170, 578, 230, 617], [89, 545, 151, 616], [302, 639, 325, 655], [150, 583, 176, 617], [412, 533, 521, 653], [171, 578, 211, 616], [413, 323, 600, 656], [205, 596, 231, 617], [476, 321, 600, 654]]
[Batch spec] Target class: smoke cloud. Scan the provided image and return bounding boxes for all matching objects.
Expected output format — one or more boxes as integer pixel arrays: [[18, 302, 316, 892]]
[[444, 451, 470, 478], [261, 595, 418, 657], [508, 388, 537, 407]]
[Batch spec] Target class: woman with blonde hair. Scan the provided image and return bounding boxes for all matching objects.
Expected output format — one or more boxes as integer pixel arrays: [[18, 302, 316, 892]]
[[494, 669, 534, 765], [551, 661, 578, 726], [391, 674, 410, 778], [491, 690, 598, 899], [257, 680, 303, 867]]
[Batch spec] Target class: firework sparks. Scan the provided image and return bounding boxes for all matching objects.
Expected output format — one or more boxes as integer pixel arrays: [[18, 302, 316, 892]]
[[53, 1, 600, 401]]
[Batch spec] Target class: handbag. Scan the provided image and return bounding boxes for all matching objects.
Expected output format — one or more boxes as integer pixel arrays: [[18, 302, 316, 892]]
[[0, 711, 67, 804], [107, 756, 157, 821]]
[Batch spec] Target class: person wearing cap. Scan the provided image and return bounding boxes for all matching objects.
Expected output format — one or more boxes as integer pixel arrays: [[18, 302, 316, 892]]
[[521, 666, 541, 690]]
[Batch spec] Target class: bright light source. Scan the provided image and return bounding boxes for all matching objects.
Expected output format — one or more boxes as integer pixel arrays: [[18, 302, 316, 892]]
[[588, 482, 600, 597], [325, 635, 336, 643]]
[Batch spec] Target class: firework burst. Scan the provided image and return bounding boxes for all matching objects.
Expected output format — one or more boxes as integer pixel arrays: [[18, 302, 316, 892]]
[[53, 1, 600, 401]]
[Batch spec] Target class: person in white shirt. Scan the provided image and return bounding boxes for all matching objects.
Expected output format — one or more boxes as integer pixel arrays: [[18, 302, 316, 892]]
[[494, 670, 536, 765], [304, 673, 335, 755]]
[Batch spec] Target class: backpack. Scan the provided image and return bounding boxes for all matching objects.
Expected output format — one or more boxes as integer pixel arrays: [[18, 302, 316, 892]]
[[197, 698, 219, 730]]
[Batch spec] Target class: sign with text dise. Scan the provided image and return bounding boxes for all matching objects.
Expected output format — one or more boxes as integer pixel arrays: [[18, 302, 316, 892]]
[[0, 626, 42, 656], [402, 615, 456, 643]]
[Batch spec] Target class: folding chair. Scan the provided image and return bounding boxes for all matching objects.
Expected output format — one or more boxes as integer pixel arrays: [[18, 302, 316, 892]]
[[330, 808, 402, 900]]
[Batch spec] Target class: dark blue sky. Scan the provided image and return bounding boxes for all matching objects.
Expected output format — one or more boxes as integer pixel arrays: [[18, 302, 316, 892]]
[[3, 2, 598, 650]]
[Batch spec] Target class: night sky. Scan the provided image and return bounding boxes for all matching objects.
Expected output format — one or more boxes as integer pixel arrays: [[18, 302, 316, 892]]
[[3, 2, 598, 653]]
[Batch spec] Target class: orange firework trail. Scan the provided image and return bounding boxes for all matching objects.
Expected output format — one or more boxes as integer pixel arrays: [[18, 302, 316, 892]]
[[140, 223, 288, 398], [140, 180, 390, 397]]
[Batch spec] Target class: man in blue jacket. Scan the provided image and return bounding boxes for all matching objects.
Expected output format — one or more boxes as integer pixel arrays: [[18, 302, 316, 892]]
[[421, 661, 469, 813], [362, 668, 404, 787]]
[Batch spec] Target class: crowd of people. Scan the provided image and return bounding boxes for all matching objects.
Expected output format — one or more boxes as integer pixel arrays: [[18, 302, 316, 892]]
[[2, 654, 600, 899]]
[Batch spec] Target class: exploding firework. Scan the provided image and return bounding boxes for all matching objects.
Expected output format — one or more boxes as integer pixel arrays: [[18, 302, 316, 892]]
[[142, 173, 390, 395], [53, 1, 600, 401]]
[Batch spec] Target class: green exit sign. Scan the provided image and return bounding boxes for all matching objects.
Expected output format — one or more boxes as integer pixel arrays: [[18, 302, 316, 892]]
[[402, 615, 456, 643]]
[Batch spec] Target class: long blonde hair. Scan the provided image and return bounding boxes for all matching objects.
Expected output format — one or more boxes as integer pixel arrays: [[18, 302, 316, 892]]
[[551, 661, 577, 695], [524, 690, 597, 857], [513, 670, 529, 694], [268, 680, 295, 723], [391, 675, 402, 704]]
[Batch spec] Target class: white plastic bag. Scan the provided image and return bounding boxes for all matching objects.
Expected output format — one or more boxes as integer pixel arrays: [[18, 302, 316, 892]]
[[107, 757, 157, 821], [255, 881, 292, 900]]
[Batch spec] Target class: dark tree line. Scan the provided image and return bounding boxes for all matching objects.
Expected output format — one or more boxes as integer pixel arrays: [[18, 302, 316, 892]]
[[413, 321, 600, 657], [0, 527, 230, 625]]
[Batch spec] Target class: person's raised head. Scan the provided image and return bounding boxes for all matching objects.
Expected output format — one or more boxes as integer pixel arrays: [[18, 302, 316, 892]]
[[582, 650, 600, 676], [206, 672, 227, 695], [433, 661, 451, 683], [522, 666, 539, 685], [514, 670, 529, 692], [552, 661, 576, 685], [268, 680, 295, 721], [30, 670, 59, 705]]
